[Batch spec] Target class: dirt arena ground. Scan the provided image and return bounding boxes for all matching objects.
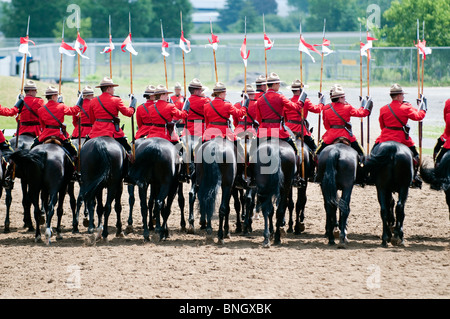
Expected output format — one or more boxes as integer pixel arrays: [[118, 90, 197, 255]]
[[0, 86, 448, 301]]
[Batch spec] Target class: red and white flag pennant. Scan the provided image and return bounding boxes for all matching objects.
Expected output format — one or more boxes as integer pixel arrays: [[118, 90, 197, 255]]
[[121, 33, 138, 56], [161, 39, 170, 57], [59, 40, 76, 57], [18, 36, 35, 57], [206, 33, 219, 51], [240, 37, 250, 67], [179, 31, 191, 53], [314, 38, 333, 56], [264, 33, 273, 50], [361, 34, 378, 60], [101, 35, 115, 54], [75, 34, 89, 59], [415, 39, 432, 60], [298, 35, 321, 63]]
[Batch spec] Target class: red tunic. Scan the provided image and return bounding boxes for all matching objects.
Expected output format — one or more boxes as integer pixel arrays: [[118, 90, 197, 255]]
[[146, 100, 186, 142], [284, 96, 322, 137], [135, 101, 154, 139], [232, 100, 258, 136], [375, 100, 426, 147], [439, 99, 450, 145], [0, 130, 5, 144], [203, 97, 246, 141], [0, 96, 44, 137], [183, 95, 211, 137], [255, 89, 300, 139], [170, 94, 184, 110], [88, 92, 135, 139], [38, 100, 79, 142], [71, 99, 92, 138], [321, 102, 370, 144]]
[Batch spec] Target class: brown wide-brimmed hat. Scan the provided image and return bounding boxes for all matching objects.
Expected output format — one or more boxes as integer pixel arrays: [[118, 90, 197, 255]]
[[144, 85, 156, 96], [23, 80, 37, 90], [155, 84, 173, 95], [212, 82, 226, 95], [45, 86, 58, 96], [188, 78, 204, 90], [241, 84, 256, 94], [288, 79, 303, 91], [95, 77, 119, 88], [254, 75, 267, 85], [390, 83, 407, 95], [174, 82, 182, 90], [330, 84, 345, 98], [82, 86, 94, 96], [266, 72, 281, 84]]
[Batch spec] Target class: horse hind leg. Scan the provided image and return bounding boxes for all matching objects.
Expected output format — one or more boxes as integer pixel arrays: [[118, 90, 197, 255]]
[[295, 187, 307, 235], [4, 188, 12, 233], [114, 185, 124, 238], [126, 184, 135, 234], [391, 190, 407, 246]]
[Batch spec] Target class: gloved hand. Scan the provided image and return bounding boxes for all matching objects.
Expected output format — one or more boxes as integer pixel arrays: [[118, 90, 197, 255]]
[[76, 94, 84, 108], [364, 96, 373, 113], [318, 92, 325, 105], [57, 95, 64, 103], [242, 93, 250, 108], [15, 94, 24, 112], [417, 95, 427, 112], [299, 91, 307, 104], [129, 94, 137, 109]]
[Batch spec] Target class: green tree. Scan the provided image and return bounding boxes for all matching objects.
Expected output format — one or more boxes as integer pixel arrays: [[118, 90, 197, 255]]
[[250, 0, 278, 15], [217, 0, 246, 32], [287, 0, 310, 13], [381, 0, 450, 46], [1, 0, 67, 37], [306, 0, 364, 32], [52, 18, 92, 42], [146, 0, 194, 38], [227, 1, 260, 33]]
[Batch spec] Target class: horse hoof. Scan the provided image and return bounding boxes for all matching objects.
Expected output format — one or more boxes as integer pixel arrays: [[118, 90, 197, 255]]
[[4, 227, 10, 234], [56, 233, 63, 241], [35, 235, 42, 243], [217, 238, 224, 245], [125, 225, 134, 234], [187, 225, 195, 234], [333, 228, 340, 239], [116, 231, 125, 238], [299, 222, 305, 232], [143, 236, 150, 243], [83, 218, 89, 228], [262, 240, 270, 248], [391, 237, 404, 247], [337, 239, 347, 249]]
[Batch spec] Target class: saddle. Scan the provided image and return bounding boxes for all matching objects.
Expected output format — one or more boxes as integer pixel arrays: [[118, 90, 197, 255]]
[[43, 136, 63, 146], [332, 137, 351, 146]]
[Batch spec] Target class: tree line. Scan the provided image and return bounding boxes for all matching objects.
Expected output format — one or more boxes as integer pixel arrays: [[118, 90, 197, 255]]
[[1, 0, 448, 46]]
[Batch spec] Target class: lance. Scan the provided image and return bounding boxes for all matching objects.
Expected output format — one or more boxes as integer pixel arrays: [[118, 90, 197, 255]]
[[180, 11, 190, 177], [417, 19, 423, 164], [76, 16, 84, 173], [13, 15, 31, 180], [263, 14, 268, 79], [299, 19, 305, 180], [129, 12, 136, 161], [318, 18, 326, 142], [109, 15, 112, 79], [359, 22, 364, 148], [210, 18, 218, 82], [366, 23, 371, 154], [161, 19, 169, 89], [243, 16, 249, 178]]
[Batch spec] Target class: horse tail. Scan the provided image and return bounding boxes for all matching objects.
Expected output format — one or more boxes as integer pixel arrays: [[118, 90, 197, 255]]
[[322, 147, 340, 207], [421, 156, 450, 190], [10, 149, 46, 181], [80, 140, 112, 200], [197, 148, 222, 220], [258, 144, 282, 214]]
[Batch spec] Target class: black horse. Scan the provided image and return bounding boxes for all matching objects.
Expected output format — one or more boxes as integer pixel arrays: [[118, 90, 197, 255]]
[[128, 137, 180, 242], [4, 134, 35, 232], [365, 141, 413, 247], [195, 137, 237, 244], [10, 141, 74, 243], [317, 141, 358, 247], [252, 138, 295, 247], [75, 136, 125, 240], [421, 151, 450, 219], [287, 138, 312, 235]]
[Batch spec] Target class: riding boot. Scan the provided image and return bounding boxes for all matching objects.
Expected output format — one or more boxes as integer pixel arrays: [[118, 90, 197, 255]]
[[292, 154, 307, 188], [411, 155, 422, 189], [123, 152, 134, 185]]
